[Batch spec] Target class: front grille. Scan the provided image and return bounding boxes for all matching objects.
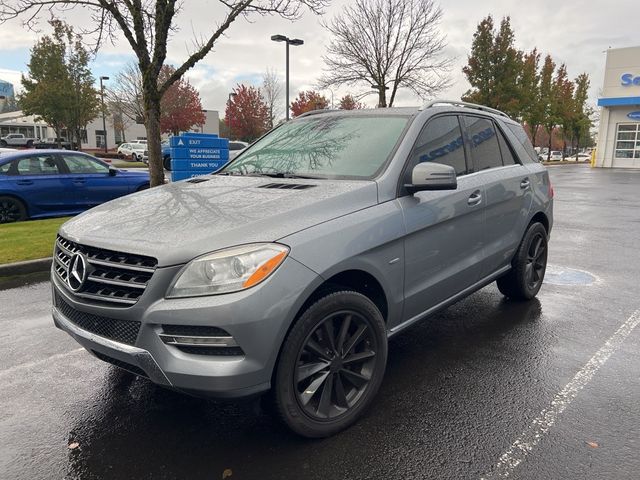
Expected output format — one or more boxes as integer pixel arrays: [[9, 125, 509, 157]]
[[55, 292, 141, 345], [53, 235, 157, 306], [92, 350, 148, 377]]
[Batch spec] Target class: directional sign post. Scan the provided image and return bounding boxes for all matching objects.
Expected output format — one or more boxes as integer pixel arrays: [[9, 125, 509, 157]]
[[169, 133, 230, 182]]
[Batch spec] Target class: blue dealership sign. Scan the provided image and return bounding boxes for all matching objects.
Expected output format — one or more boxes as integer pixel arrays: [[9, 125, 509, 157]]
[[169, 133, 230, 182], [621, 73, 640, 86], [627, 111, 640, 120]]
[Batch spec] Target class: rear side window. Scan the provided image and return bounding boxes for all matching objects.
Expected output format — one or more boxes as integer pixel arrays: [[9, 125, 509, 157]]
[[16, 155, 61, 175], [507, 123, 539, 163], [409, 115, 467, 176], [463, 116, 502, 171], [496, 127, 518, 165]]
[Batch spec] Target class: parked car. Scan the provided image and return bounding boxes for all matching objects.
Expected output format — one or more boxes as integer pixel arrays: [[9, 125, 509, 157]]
[[51, 101, 553, 437], [569, 153, 590, 162], [131, 139, 147, 145], [34, 137, 78, 150], [229, 141, 249, 160], [0, 150, 149, 223], [117, 142, 147, 161], [0, 133, 37, 148], [549, 151, 563, 161]]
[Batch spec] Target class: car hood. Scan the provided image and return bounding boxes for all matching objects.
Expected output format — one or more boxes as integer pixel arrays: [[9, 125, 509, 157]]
[[60, 175, 378, 266]]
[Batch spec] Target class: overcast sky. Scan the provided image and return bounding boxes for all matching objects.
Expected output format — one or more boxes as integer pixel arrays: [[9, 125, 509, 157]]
[[1, 0, 638, 116]]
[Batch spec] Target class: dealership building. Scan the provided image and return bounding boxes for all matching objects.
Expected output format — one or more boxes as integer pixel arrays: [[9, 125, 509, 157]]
[[595, 46, 640, 169]]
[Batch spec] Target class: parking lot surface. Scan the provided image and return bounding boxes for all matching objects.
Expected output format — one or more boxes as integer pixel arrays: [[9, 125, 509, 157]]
[[1, 164, 639, 479]]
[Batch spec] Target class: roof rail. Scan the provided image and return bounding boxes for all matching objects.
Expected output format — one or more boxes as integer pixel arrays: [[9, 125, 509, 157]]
[[420, 99, 509, 118], [296, 108, 338, 119]]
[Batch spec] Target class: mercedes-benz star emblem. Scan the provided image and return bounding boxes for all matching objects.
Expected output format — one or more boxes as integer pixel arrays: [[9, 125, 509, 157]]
[[67, 253, 88, 292]]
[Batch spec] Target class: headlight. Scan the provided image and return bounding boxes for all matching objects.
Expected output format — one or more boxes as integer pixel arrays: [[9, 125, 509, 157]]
[[167, 243, 289, 298]]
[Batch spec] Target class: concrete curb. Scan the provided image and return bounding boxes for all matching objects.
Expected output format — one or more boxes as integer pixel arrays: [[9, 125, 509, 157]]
[[0, 257, 52, 277]]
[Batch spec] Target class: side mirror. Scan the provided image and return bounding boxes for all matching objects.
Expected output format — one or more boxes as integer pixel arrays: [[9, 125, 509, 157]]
[[108, 166, 117, 177], [405, 162, 457, 194]]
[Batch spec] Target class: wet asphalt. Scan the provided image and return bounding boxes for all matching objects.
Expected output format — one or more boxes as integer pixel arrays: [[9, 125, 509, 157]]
[[1, 164, 639, 479]]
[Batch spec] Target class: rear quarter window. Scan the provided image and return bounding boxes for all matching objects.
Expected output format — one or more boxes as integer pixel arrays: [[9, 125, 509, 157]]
[[506, 123, 539, 163]]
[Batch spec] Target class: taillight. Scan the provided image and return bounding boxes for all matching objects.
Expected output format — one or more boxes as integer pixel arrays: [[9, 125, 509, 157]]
[[549, 179, 554, 198]]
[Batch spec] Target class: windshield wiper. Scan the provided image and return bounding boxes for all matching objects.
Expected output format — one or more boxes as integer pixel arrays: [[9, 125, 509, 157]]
[[247, 172, 325, 180]]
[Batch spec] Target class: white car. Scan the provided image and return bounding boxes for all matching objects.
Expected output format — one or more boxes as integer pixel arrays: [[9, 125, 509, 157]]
[[549, 151, 563, 161], [568, 153, 590, 162], [131, 139, 147, 145], [117, 142, 147, 161], [229, 141, 249, 160]]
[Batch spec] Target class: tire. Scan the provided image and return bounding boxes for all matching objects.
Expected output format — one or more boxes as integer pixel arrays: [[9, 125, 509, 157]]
[[273, 290, 388, 438], [163, 155, 172, 171], [0, 140, 7, 147], [497, 222, 548, 300], [0, 196, 27, 223], [131, 153, 138, 162]]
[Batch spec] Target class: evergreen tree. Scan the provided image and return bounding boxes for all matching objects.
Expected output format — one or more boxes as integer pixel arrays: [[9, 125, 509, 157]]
[[539, 55, 556, 160], [570, 73, 592, 158], [519, 49, 542, 146]]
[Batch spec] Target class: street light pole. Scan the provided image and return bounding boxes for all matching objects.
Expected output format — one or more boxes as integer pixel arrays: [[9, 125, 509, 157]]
[[271, 35, 304, 120], [99, 76, 109, 153], [227, 92, 237, 140]]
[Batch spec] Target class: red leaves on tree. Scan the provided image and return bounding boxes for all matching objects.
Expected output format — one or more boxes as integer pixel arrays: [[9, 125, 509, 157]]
[[225, 84, 269, 142], [159, 65, 206, 135], [338, 94, 365, 110], [290, 91, 329, 117]]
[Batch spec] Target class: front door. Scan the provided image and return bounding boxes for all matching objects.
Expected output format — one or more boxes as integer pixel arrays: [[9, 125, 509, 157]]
[[399, 115, 486, 322]]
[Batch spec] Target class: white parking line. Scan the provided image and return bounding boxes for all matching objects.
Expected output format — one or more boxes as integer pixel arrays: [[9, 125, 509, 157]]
[[0, 348, 84, 381], [481, 309, 640, 479]]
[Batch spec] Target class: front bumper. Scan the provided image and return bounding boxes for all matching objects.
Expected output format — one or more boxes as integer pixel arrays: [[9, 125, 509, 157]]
[[51, 256, 321, 399]]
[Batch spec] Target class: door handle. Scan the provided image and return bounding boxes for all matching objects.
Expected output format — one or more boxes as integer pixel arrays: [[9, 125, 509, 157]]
[[16, 180, 34, 185], [520, 178, 531, 189], [73, 177, 86, 184], [467, 191, 482, 206]]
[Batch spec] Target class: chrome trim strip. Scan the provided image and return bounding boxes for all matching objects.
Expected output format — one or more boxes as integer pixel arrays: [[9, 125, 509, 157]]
[[159, 333, 239, 347], [56, 240, 77, 257], [87, 257, 155, 274], [52, 305, 172, 386], [87, 275, 147, 289], [70, 290, 138, 305]]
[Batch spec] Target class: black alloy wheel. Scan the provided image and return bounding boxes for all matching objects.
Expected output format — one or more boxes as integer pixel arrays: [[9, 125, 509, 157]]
[[274, 290, 388, 438], [497, 222, 548, 300], [0, 196, 27, 223], [525, 232, 547, 290], [295, 309, 378, 420]]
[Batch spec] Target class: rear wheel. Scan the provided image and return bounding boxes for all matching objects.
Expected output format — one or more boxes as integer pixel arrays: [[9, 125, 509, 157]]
[[0, 140, 7, 147], [0, 196, 27, 223], [497, 222, 548, 300], [273, 291, 387, 438], [26, 140, 33, 148]]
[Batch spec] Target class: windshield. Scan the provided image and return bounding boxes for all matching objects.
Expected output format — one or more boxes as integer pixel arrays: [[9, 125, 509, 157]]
[[221, 115, 409, 179]]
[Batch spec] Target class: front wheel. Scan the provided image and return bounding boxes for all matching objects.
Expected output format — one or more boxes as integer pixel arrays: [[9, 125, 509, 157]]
[[0, 196, 27, 223], [131, 153, 138, 162], [273, 291, 388, 438], [497, 222, 548, 300]]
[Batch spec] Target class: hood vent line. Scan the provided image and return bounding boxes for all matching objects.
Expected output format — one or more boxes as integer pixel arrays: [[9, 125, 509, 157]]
[[258, 183, 316, 190]]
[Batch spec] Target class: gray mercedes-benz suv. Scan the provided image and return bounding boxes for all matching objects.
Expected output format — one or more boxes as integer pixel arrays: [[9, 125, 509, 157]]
[[51, 100, 553, 437]]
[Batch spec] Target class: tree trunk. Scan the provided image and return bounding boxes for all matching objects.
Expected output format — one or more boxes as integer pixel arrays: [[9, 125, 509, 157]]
[[531, 125, 538, 147], [547, 130, 552, 161], [144, 97, 164, 187], [378, 88, 387, 108]]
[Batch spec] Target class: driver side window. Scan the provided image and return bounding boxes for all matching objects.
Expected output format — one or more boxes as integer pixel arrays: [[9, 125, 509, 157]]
[[407, 115, 468, 180], [62, 155, 109, 174]]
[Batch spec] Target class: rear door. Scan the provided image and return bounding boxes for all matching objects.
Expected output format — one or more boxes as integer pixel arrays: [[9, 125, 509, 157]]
[[59, 153, 131, 208], [399, 114, 486, 321], [6, 154, 75, 214], [462, 115, 534, 277]]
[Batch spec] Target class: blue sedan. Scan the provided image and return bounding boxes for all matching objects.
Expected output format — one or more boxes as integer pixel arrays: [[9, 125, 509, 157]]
[[0, 150, 150, 223]]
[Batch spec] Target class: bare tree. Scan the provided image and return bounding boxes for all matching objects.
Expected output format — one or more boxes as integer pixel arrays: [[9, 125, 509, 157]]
[[319, 0, 450, 108], [262, 68, 283, 128], [105, 62, 145, 126], [0, 0, 326, 186]]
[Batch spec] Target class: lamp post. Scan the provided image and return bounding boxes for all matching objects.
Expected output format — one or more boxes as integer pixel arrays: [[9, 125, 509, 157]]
[[270, 34, 304, 120], [99, 76, 109, 153], [227, 92, 237, 139]]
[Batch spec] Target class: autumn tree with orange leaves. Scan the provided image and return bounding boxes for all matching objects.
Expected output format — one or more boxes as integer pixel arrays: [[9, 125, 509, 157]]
[[290, 91, 329, 117]]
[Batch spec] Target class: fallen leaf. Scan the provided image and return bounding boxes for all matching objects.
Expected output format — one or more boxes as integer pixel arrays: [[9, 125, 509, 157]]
[[68, 442, 80, 450], [586, 441, 599, 448], [222, 468, 233, 479]]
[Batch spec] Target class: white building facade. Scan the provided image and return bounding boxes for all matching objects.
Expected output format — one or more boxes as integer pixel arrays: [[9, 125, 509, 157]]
[[595, 46, 640, 169], [0, 108, 220, 150]]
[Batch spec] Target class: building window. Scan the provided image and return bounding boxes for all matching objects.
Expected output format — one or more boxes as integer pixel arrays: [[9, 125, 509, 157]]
[[615, 124, 640, 159]]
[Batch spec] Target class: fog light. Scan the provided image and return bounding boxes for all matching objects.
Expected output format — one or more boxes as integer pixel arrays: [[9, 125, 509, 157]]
[[159, 334, 239, 347]]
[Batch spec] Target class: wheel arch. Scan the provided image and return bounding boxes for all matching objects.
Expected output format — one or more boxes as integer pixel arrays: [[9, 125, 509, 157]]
[[530, 211, 550, 234], [0, 192, 30, 216]]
